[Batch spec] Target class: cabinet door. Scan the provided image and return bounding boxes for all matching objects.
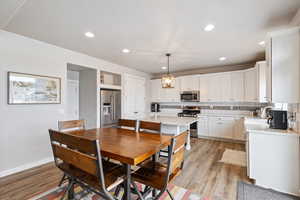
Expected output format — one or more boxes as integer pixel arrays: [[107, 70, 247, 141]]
[[198, 117, 209, 136], [244, 68, 258, 102], [123, 75, 146, 118], [230, 71, 244, 102], [160, 78, 180, 102], [218, 74, 231, 102], [150, 79, 161, 102], [272, 30, 300, 103], [209, 117, 234, 139], [180, 76, 199, 91], [257, 61, 270, 103], [123, 76, 137, 118], [200, 76, 210, 102]]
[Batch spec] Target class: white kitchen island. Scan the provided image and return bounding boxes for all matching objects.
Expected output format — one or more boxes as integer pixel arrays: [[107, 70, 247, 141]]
[[140, 115, 198, 150]]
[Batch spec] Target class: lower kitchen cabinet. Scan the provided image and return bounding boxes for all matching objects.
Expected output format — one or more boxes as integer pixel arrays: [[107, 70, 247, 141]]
[[209, 117, 235, 139], [197, 117, 209, 136], [197, 116, 245, 141]]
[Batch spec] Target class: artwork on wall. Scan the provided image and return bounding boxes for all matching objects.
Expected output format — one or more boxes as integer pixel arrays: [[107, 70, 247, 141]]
[[8, 72, 61, 104]]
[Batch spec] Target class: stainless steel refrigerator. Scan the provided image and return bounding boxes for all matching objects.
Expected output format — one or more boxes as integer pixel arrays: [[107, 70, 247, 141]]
[[100, 89, 121, 127]]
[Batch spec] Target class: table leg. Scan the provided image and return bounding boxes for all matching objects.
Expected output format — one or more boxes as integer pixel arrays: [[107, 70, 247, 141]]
[[124, 164, 132, 200], [186, 125, 191, 150]]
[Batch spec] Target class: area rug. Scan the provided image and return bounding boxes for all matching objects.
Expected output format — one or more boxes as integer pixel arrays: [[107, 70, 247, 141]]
[[219, 149, 246, 167], [237, 181, 300, 200], [30, 183, 207, 200]]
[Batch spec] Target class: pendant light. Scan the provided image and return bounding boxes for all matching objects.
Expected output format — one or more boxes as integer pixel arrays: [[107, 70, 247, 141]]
[[161, 53, 175, 88]]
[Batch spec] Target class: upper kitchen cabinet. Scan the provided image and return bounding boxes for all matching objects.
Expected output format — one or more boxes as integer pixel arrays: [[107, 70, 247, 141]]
[[269, 28, 300, 103], [256, 61, 271, 103], [230, 71, 244, 102], [179, 75, 199, 91], [244, 67, 259, 102], [150, 78, 180, 102], [123, 74, 146, 118]]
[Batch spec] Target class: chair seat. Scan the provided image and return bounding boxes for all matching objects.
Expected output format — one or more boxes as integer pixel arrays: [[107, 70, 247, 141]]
[[131, 160, 181, 190], [58, 160, 124, 191]]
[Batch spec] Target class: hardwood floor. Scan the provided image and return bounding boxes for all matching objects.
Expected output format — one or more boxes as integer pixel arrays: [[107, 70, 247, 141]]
[[0, 138, 250, 200]]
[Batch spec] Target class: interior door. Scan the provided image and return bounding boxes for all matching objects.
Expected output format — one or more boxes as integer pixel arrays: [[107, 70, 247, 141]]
[[66, 80, 79, 120], [135, 78, 146, 118]]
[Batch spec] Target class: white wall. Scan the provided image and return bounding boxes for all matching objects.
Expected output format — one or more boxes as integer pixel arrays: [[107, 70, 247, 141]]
[[79, 69, 97, 129], [0, 30, 150, 177]]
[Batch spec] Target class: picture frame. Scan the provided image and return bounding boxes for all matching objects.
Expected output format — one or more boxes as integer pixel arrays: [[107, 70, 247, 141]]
[[8, 72, 61, 105]]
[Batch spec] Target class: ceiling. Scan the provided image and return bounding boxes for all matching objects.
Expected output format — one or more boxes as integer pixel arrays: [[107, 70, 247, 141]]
[[1, 0, 300, 74]]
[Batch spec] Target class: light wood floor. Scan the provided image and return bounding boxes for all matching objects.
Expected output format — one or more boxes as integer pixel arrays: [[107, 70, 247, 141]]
[[0, 138, 250, 200]]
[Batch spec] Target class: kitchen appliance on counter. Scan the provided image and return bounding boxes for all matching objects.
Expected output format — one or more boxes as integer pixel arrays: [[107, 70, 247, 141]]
[[151, 103, 160, 112], [267, 110, 288, 130], [100, 89, 121, 127], [180, 91, 200, 102], [178, 106, 200, 137], [260, 106, 272, 119]]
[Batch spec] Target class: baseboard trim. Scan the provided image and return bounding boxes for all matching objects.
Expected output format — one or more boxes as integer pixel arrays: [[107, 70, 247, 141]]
[[0, 157, 54, 178]]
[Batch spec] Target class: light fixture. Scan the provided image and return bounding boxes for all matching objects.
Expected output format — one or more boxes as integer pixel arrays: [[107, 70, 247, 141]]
[[219, 57, 227, 61], [85, 32, 95, 38], [161, 66, 167, 70], [259, 41, 265, 46], [204, 24, 215, 32], [122, 48, 130, 53], [161, 53, 175, 88]]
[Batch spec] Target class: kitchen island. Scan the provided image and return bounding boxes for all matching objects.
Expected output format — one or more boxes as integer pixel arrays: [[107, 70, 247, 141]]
[[140, 115, 198, 150]]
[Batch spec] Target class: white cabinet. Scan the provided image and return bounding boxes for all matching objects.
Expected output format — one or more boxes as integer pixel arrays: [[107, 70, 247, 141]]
[[270, 28, 300, 103], [197, 117, 209, 136], [244, 67, 258, 102], [209, 117, 235, 139], [150, 79, 161, 102], [179, 75, 199, 91], [199, 75, 210, 102], [257, 61, 271, 103], [230, 71, 244, 102], [123, 74, 146, 119], [150, 78, 180, 102]]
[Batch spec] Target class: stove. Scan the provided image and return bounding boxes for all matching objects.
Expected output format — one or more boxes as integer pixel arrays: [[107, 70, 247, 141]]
[[177, 106, 201, 118]]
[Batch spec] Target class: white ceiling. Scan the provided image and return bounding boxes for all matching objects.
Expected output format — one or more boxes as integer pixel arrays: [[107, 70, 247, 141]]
[[1, 0, 300, 74]]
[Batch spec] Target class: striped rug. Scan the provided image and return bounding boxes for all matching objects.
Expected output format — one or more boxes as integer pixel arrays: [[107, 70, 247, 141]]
[[30, 183, 205, 200]]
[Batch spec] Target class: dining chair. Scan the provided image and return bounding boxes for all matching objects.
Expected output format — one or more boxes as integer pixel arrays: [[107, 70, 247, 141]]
[[138, 121, 161, 133], [117, 119, 137, 130], [130, 132, 188, 200], [49, 129, 124, 200], [58, 119, 85, 131], [57, 119, 86, 186]]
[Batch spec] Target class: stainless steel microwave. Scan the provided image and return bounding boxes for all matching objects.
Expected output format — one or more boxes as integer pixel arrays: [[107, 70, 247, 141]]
[[180, 91, 200, 102]]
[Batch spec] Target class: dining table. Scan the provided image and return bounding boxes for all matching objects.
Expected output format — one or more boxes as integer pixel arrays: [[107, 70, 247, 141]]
[[65, 127, 174, 200]]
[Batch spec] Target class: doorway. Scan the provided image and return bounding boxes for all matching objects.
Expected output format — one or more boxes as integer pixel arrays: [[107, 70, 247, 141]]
[[66, 63, 97, 128]]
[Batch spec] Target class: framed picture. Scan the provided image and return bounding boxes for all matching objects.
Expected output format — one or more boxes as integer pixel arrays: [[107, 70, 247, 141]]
[[8, 72, 61, 104]]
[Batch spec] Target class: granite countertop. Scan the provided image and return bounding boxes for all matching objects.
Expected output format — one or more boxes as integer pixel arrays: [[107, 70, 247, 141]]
[[141, 115, 198, 126], [244, 117, 300, 137]]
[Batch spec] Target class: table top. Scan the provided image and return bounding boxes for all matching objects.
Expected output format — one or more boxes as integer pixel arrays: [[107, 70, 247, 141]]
[[65, 127, 173, 165]]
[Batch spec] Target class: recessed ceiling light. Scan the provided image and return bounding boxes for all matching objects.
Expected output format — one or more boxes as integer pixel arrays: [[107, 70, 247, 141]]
[[122, 49, 130, 53], [219, 57, 227, 61], [204, 24, 215, 32], [259, 41, 265, 46], [161, 66, 167, 70], [85, 32, 95, 38]]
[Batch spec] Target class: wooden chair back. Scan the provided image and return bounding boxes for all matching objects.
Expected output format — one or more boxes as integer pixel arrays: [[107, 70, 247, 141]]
[[139, 121, 161, 133], [49, 129, 99, 176], [118, 119, 137, 130], [171, 132, 187, 173], [58, 120, 85, 131]]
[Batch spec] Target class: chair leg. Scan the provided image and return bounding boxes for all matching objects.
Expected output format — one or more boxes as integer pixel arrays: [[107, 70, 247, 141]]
[[166, 189, 175, 200], [60, 179, 74, 200], [58, 174, 66, 187], [131, 181, 145, 200]]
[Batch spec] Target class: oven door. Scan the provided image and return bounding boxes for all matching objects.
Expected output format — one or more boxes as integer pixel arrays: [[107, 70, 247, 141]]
[[180, 93, 199, 102]]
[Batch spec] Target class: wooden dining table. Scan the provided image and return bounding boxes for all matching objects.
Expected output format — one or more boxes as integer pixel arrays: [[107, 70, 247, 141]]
[[65, 127, 173, 200]]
